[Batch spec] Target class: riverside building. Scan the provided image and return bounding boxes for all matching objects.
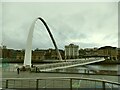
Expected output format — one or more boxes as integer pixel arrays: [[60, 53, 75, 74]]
[[65, 44, 79, 59]]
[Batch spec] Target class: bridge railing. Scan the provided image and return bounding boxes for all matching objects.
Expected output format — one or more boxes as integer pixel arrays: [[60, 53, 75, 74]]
[[35, 58, 105, 71], [2, 77, 120, 90]]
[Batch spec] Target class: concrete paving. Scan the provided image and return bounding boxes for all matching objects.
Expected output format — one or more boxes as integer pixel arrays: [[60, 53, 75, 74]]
[[2, 70, 118, 81], [2, 70, 119, 89]]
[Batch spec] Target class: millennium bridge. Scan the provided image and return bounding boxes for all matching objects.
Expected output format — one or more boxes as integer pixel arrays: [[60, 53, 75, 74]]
[[31, 58, 105, 72]]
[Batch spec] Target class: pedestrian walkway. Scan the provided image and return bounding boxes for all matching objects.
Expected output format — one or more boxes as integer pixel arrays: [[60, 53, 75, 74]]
[[2, 71, 118, 83]]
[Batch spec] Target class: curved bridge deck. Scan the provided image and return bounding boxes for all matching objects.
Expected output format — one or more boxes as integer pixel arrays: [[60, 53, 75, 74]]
[[31, 58, 105, 72]]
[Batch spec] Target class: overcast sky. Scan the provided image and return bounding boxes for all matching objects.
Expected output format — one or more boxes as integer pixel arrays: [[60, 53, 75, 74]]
[[1, 2, 118, 50]]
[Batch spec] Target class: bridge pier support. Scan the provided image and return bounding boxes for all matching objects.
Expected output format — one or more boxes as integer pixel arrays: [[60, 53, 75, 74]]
[[84, 69, 90, 74], [84, 69, 87, 73], [87, 70, 89, 74]]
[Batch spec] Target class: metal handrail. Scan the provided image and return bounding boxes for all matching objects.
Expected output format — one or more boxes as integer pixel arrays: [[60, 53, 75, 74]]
[[2, 77, 120, 90], [2, 77, 120, 84]]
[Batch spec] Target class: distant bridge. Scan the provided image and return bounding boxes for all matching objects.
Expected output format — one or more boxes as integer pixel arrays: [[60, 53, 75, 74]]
[[31, 57, 105, 72]]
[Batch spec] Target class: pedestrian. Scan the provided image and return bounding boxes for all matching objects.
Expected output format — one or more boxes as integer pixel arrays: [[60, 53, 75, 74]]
[[17, 68, 20, 74], [31, 64, 33, 68]]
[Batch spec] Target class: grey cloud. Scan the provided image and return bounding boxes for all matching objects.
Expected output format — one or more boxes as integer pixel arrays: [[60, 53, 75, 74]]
[[2, 2, 118, 49], [75, 42, 100, 48]]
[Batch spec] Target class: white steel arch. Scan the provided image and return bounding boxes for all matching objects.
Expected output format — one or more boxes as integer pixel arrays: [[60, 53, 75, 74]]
[[24, 17, 62, 67]]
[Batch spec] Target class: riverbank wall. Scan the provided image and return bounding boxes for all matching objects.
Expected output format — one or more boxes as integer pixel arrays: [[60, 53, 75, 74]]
[[1, 59, 120, 65]]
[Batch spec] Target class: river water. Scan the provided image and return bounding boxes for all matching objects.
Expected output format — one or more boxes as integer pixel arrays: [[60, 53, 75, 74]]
[[51, 64, 119, 74]]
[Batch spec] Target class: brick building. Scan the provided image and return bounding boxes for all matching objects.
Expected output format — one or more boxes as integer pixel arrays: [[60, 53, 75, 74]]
[[97, 46, 118, 60]]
